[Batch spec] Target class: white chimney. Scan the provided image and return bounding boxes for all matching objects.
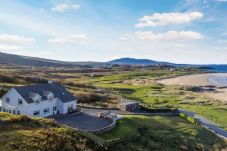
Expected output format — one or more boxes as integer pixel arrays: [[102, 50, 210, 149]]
[[48, 81, 53, 84]]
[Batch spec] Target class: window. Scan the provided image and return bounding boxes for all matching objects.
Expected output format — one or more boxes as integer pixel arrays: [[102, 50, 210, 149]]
[[35, 99, 40, 104], [33, 110, 40, 116], [17, 111, 20, 115], [67, 104, 74, 113], [6, 97, 10, 103], [13, 110, 16, 114], [9, 110, 11, 113], [3, 108, 6, 112], [48, 95, 54, 101], [43, 108, 49, 114], [18, 99, 23, 105], [53, 106, 57, 111]]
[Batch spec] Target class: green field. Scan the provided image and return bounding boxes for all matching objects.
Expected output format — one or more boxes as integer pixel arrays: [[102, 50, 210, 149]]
[[91, 70, 227, 129], [99, 115, 227, 151]]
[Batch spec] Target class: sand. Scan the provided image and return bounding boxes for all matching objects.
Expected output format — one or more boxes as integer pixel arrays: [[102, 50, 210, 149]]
[[157, 73, 227, 102]]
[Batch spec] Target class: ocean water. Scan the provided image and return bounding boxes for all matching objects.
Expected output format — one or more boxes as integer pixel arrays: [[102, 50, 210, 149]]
[[208, 76, 227, 87]]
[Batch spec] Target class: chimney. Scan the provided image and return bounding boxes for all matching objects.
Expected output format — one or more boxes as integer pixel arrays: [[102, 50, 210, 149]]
[[48, 81, 53, 84]]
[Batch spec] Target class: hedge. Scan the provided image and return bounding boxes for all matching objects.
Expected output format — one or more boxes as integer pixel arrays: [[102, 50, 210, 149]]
[[140, 105, 179, 113]]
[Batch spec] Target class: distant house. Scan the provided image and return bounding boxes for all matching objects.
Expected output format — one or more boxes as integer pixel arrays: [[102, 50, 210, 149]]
[[0, 82, 77, 117], [119, 101, 139, 111]]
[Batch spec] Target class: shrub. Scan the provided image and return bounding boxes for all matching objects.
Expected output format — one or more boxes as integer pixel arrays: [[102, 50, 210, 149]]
[[76, 92, 108, 103], [9, 128, 86, 151], [179, 113, 200, 125], [140, 105, 179, 114], [0, 89, 7, 98]]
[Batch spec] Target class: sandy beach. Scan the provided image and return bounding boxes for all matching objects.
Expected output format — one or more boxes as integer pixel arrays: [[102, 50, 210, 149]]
[[157, 73, 227, 102]]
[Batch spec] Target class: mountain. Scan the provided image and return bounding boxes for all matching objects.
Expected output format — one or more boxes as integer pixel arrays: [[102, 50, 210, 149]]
[[109, 58, 173, 66], [0, 52, 227, 72], [0, 52, 71, 67], [0, 52, 103, 67]]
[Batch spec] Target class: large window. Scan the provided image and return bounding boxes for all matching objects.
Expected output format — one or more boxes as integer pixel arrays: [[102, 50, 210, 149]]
[[33, 110, 40, 116], [43, 108, 49, 114], [17, 111, 20, 115], [53, 106, 57, 111], [18, 99, 23, 105], [6, 97, 10, 103]]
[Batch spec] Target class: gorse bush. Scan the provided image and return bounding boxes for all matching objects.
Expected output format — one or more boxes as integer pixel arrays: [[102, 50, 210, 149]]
[[179, 113, 200, 125], [9, 128, 86, 151], [0, 112, 56, 127]]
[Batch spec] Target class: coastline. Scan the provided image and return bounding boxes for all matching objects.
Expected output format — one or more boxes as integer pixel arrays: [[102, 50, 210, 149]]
[[157, 73, 227, 102]]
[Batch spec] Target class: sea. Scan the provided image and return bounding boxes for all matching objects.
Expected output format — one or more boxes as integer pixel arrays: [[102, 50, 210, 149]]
[[208, 65, 227, 73], [208, 76, 227, 87]]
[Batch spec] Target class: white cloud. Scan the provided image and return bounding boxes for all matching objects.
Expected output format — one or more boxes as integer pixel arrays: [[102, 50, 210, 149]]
[[0, 34, 35, 44], [121, 31, 204, 41], [135, 12, 203, 28], [48, 34, 87, 44], [51, 3, 80, 13], [0, 44, 22, 51]]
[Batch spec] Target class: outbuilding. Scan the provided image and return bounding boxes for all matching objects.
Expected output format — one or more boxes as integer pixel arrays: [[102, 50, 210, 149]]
[[119, 101, 139, 111]]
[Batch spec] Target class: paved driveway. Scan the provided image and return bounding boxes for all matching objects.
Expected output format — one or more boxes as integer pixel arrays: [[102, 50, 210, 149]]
[[52, 113, 112, 131]]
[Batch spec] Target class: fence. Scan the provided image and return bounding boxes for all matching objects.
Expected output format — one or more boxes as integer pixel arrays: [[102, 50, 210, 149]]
[[78, 130, 107, 147]]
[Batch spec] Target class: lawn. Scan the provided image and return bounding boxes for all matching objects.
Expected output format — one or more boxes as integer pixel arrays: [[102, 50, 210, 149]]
[[99, 115, 227, 151]]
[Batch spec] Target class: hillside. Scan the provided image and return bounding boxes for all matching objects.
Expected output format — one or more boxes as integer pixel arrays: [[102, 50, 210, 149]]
[[109, 57, 172, 66], [0, 52, 71, 67], [0, 52, 227, 72], [0, 112, 95, 151]]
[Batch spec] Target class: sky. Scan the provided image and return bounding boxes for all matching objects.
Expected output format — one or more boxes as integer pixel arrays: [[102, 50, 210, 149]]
[[0, 0, 227, 64]]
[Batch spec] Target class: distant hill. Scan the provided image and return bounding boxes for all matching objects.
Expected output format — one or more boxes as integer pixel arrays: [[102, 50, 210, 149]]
[[0, 52, 227, 72], [0, 52, 71, 67], [0, 52, 103, 67], [109, 58, 174, 66]]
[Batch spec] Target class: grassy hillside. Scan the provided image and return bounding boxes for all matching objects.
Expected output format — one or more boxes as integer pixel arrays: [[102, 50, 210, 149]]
[[0, 112, 95, 151], [99, 115, 227, 151], [91, 69, 227, 129]]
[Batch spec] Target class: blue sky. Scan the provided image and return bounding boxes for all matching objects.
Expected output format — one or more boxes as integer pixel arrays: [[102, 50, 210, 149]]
[[0, 0, 227, 64]]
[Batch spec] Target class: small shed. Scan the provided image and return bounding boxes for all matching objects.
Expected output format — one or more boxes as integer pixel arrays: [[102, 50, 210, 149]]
[[119, 101, 139, 111]]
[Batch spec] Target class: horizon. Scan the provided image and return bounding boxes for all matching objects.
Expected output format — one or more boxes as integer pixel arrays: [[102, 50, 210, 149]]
[[0, 0, 227, 64]]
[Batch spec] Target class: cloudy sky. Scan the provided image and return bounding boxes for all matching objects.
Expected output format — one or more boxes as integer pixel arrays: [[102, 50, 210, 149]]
[[0, 0, 227, 64]]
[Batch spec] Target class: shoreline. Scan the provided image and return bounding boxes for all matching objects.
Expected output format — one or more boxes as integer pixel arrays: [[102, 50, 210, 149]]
[[157, 73, 227, 102]]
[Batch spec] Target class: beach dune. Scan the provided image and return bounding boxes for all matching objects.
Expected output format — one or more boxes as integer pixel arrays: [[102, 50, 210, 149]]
[[157, 73, 227, 102]]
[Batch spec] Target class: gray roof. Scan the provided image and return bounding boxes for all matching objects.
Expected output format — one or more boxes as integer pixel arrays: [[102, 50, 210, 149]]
[[14, 83, 76, 104], [120, 101, 138, 106]]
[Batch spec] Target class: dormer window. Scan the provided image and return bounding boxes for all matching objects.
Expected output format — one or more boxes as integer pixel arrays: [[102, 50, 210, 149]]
[[18, 99, 23, 105], [35, 97, 41, 104], [48, 95, 54, 101], [29, 92, 41, 104], [43, 91, 54, 101], [6, 97, 10, 103]]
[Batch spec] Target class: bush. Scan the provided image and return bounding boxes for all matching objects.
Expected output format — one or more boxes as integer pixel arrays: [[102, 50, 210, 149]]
[[179, 113, 200, 125], [76, 92, 108, 103], [9, 128, 86, 151], [0, 89, 7, 98], [140, 105, 179, 114]]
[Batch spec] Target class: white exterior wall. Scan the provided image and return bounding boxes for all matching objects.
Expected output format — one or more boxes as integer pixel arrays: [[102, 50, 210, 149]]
[[1, 88, 77, 117], [1, 88, 30, 115], [62, 101, 77, 114], [26, 98, 58, 117]]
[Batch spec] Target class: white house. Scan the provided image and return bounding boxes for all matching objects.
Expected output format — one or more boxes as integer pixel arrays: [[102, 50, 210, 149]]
[[0, 82, 77, 117]]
